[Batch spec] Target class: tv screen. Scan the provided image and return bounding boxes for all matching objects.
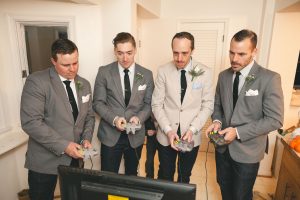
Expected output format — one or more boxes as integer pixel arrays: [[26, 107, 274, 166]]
[[58, 165, 196, 200]]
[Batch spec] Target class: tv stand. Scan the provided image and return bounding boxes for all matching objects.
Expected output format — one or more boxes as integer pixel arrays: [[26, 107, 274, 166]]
[[274, 138, 300, 199]]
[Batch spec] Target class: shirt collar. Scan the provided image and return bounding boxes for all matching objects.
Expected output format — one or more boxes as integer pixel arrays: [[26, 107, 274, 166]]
[[178, 58, 193, 72], [58, 75, 75, 83], [118, 62, 135, 73], [239, 60, 254, 77]]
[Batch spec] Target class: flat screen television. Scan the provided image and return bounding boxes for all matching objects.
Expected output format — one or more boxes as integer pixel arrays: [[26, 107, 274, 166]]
[[58, 165, 196, 200]]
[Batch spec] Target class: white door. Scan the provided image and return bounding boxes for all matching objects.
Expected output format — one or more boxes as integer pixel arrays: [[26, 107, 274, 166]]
[[179, 21, 226, 152], [179, 21, 226, 87]]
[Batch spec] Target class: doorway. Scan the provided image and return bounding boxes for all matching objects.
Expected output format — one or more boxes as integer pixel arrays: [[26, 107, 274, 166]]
[[25, 26, 68, 74]]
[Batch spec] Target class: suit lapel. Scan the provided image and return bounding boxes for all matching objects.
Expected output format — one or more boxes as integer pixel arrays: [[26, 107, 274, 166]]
[[182, 70, 192, 107], [129, 65, 140, 106], [171, 65, 181, 107], [111, 63, 126, 108], [236, 62, 260, 107], [225, 69, 234, 113], [75, 77, 83, 124], [49, 67, 74, 122]]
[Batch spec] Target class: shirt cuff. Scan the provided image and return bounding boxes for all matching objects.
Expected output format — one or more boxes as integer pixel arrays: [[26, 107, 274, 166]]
[[164, 125, 172, 135], [189, 126, 197, 134], [213, 120, 222, 128], [113, 116, 119, 126], [235, 128, 240, 139]]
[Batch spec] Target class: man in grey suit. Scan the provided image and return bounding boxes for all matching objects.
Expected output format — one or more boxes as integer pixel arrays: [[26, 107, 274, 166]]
[[152, 32, 214, 183], [93, 32, 154, 175], [21, 39, 95, 200], [206, 29, 284, 200]]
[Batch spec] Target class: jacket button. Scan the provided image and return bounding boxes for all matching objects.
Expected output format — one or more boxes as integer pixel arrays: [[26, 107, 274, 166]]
[[175, 123, 179, 125], [180, 109, 183, 112]]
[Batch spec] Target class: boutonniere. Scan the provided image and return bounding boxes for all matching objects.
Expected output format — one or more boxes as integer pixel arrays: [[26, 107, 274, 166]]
[[135, 72, 144, 82], [188, 65, 205, 81], [245, 74, 255, 85], [76, 81, 83, 90]]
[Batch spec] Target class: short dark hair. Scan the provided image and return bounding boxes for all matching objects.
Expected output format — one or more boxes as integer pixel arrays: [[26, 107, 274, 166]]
[[51, 38, 78, 61], [232, 29, 257, 49], [171, 32, 195, 50], [112, 32, 136, 48]]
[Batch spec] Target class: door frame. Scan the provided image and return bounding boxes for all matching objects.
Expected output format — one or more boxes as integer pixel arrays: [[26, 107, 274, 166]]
[[7, 14, 75, 84]]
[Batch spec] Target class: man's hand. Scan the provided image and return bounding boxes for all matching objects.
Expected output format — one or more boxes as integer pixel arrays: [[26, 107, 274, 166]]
[[64, 142, 84, 159], [129, 116, 140, 125], [167, 130, 180, 151], [205, 121, 222, 138], [181, 129, 193, 143], [147, 130, 157, 136], [115, 117, 127, 131], [219, 127, 237, 143], [81, 140, 92, 149]]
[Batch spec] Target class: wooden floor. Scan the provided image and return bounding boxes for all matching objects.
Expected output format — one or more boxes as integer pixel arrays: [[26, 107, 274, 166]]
[[137, 146, 277, 200], [55, 143, 277, 200]]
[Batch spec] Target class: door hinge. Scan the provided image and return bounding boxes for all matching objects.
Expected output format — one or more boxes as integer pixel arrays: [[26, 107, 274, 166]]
[[22, 70, 27, 78]]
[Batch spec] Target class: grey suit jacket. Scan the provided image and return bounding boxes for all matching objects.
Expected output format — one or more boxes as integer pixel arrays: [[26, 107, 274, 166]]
[[152, 60, 214, 147], [212, 62, 284, 163], [21, 67, 95, 175], [93, 62, 154, 148]]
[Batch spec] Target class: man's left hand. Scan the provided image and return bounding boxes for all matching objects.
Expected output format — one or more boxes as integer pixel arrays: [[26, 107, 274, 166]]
[[81, 140, 92, 149], [181, 130, 193, 143], [218, 127, 237, 143], [129, 116, 140, 125]]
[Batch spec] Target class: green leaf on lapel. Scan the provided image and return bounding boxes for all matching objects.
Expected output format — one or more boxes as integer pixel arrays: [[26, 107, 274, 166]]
[[245, 74, 255, 85], [135, 72, 144, 82], [188, 64, 205, 81], [76, 81, 83, 91]]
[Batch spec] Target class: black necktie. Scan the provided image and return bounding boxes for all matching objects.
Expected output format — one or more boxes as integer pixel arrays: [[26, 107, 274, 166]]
[[181, 70, 187, 104], [63, 80, 78, 122], [124, 69, 131, 106], [233, 71, 241, 108]]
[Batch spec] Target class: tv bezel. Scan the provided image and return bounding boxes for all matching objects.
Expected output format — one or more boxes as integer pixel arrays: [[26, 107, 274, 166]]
[[58, 165, 196, 200]]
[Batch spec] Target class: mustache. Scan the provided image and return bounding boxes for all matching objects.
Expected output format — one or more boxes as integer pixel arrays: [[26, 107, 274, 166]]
[[231, 62, 240, 66]]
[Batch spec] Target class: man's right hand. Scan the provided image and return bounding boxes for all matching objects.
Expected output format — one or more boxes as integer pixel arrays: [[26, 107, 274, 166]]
[[147, 130, 157, 136], [115, 117, 127, 131], [167, 130, 180, 151], [205, 121, 221, 138], [64, 142, 84, 159]]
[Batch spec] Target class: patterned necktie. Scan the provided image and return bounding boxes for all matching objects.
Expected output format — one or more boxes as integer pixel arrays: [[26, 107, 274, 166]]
[[233, 71, 241, 108], [181, 70, 187, 104], [63, 80, 78, 122], [124, 69, 131, 106]]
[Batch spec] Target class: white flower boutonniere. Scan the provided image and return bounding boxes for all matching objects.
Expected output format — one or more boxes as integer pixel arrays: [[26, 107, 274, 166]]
[[76, 81, 83, 91], [135, 72, 144, 82], [245, 74, 255, 85], [188, 65, 205, 81]]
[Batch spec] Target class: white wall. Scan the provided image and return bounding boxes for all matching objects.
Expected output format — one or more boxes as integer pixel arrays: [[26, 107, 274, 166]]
[[136, 0, 161, 17], [139, 0, 265, 77], [268, 12, 300, 128], [0, 1, 102, 199], [100, 0, 133, 64]]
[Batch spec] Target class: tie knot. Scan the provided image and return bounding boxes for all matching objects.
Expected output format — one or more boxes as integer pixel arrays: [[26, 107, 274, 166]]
[[181, 70, 186, 75], [63, 80, 71, 86], [236, 71, 241, 76], [124, 69, 129, 74]]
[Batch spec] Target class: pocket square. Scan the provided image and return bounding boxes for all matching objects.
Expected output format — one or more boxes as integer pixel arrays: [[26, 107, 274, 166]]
[[245, 89, 259, 96], [138, 84, 147, 91], [192, 82, 203, 89], [82, 94, 91, 103]]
